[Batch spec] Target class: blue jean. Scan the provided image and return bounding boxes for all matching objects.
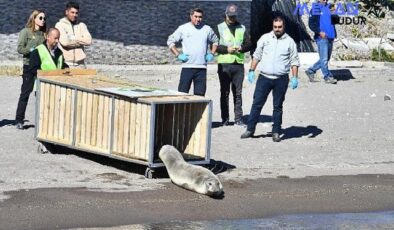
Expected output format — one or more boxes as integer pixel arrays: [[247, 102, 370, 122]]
[[178, 68, 207, 96], [307, 38, 333, 79], [247, 75, 289, 134]]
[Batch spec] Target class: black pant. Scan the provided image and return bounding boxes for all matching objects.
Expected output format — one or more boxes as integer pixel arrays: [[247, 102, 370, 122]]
[[15, 65, 35, 123], [247, 74, 289, 134], [218, 63, 244, 122], [178, 68, 207, 96]]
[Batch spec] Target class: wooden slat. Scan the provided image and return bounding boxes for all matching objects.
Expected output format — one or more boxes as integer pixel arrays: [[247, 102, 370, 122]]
[[47, 84, 56, 137], [128, 101, 137, 156], [199, 103, 209, 157], [96, 95, 104, 148], [113, 99, 119, 153], [145, 105, 152, 160], [163, 104, 174, 147], [64, 88, 71, 142], [134, 103, 142, 158], [38, 82, 46, 136], [75, 91, 83, 144], [178, 104, 186, 152], [184, 103, 193, 154], [53, 85, 61, 139], [90, 94, 99, 147], [38, 69, 97, 76], [102, 96, 110, 150], [116, 100, 125, 153], [59, 87, 67, 140], [154, 104, 163, 153], [85, 93, 93, 146], [42, 83, 50, 137], [193, 104, 202, 157], [122, 100, 131, 155], [140, 104, 148, 159], [80, 91, 88, 145]]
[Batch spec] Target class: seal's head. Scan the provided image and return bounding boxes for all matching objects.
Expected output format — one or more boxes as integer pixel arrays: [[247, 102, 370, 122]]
[[204, 178, 223, 197]]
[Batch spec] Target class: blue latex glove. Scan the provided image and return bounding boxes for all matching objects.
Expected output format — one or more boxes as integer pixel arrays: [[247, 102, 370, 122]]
[[205, 53, 214, 62], [177, 53, 189, 62], [248, 70, 255, 84], [290, 76, 298, 89]]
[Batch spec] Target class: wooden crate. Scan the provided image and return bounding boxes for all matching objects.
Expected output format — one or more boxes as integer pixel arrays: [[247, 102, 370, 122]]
[[35, 69, 211, 167]]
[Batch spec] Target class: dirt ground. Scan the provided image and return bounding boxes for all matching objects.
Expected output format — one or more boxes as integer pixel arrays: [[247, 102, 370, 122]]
[[0, 63, 394, 200]]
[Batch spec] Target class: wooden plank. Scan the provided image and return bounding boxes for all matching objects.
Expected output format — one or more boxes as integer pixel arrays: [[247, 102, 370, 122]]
[[128, 101, 137, 156], [139, 95, 209, 103], [113, 99, 119, 153], [53, 85, 61, 139], [85, 92, 93, 146], [75, 91, 83, 144], [134, 103, 142, 158], [80, 91, 88, 145], [154, 104, 163, 154], [140, 104, 148, 160], [47, 84, 56, 138], [38, 69, 97, 77], [199, 103, 209, 158], [59, 87, 67, 140], [96, 95, 104, 148], [38, 82, 46, 136], [163, 104, 175, 147], [117, 99, 125, 153], [183, 103, 193, 154], [145, 105, 152, 160], [42, 83, 50, 138], [193, 104, 202, 157], [102, 96, 110, 150], [122, 100, 131, 155], [69, 89, 75, 143], [64, 88, 72, 143], [90, 93, 99, 147]]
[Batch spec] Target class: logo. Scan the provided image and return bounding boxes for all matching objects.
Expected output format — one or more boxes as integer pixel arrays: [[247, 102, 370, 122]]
[[293, 1, 366, 25]]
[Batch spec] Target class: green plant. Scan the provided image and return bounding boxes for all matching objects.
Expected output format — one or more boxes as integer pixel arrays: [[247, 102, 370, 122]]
[[371, 48, 394, 62]]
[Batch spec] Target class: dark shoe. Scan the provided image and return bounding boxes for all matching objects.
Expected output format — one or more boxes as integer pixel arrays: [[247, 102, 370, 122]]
[[305, 70, 316, 82], [241, 130, 254, 139], [221, 119, 230, 126], [15, 122, 24, 130], [272, 133, 281, 142], [234, 120, 246, 127], [324, 77, 337, 84]]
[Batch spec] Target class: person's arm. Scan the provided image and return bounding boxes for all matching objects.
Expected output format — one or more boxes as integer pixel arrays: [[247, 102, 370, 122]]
[[17, 29, 30, 55], [250, 58, 259, 71], [167, 26, 184, 57], [208, 28, 219, 54], [56, 22, 81, 48], [28, 49, 41, 76], [289, 40, 300, 77], [308, 12, 320, 34], [75, 23, 92, 46], [239, 29, 252, 53]]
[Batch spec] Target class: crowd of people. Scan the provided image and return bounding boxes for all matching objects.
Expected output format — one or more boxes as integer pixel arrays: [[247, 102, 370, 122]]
[[15, 1, 338, 143]]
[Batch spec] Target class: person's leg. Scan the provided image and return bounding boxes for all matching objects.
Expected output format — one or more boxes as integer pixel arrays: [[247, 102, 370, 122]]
[[193, 68, 207, 96], [271, 76, 289, 135], [178, 68, 193, 94], [218, 64, 231, 123], [315, 38, 331, 79], [231, 64, 244, 123], [246, 76, 273, 133], [307, 39, 324, 74], [15, 65, 35, 125]]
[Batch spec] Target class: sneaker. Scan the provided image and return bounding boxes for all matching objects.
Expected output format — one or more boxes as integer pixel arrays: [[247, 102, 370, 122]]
[[272, 133, 281, 142], [324, 77, 337, 84], [305, 70, 316, 82], [241, 130, 254, 139], [221, 119, 230, 126], [15, 122, 24, 130], [234, 120, 246, 127]]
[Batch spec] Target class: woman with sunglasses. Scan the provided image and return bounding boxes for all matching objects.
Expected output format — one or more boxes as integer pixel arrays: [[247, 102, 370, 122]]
[[15, 10, 46, 129]]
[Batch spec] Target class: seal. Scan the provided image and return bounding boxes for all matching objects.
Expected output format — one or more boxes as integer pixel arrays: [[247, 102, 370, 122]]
[[159, 145, 223, 197]]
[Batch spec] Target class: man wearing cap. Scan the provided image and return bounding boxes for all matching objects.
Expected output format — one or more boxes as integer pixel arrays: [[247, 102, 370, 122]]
[[216, 4, 252, 126], [167, 8, 218, 96]]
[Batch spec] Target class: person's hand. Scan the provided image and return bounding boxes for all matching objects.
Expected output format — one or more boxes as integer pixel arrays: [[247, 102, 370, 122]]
[[290, 76, 298, 89], [29, 47, 35, 52], [205, 53, 214, 62], [248, 70, 255, 84], [319, 31, 326, 39], [227, 46, 237, 54], [177, 53, 189, 62]]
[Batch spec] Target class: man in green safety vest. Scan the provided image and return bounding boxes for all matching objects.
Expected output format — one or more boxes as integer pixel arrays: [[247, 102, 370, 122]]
[[216, 4, 251, 127], [15, 28, 68, 129]]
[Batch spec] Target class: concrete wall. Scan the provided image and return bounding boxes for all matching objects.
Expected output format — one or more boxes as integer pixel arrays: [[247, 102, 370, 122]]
[[0, 0, 251, 64]]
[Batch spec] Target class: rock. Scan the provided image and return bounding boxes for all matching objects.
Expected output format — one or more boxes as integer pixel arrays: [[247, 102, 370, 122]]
[[384, 94, 391, 101], [340, 38, 370, 52], [388, 33, 394, 41], [363, 38, 394, 51]]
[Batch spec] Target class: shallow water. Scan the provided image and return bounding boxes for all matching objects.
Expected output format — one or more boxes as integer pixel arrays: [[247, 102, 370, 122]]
[[131, 211, 394, 229]]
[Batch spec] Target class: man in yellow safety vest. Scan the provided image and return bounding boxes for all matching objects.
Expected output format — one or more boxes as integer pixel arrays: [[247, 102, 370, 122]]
[[216, 4, 251, 127], [15, 28, 68, 129]]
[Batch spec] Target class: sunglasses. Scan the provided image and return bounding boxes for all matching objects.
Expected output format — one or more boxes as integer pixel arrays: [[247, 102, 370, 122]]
[[37, 16, 46, 21]]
